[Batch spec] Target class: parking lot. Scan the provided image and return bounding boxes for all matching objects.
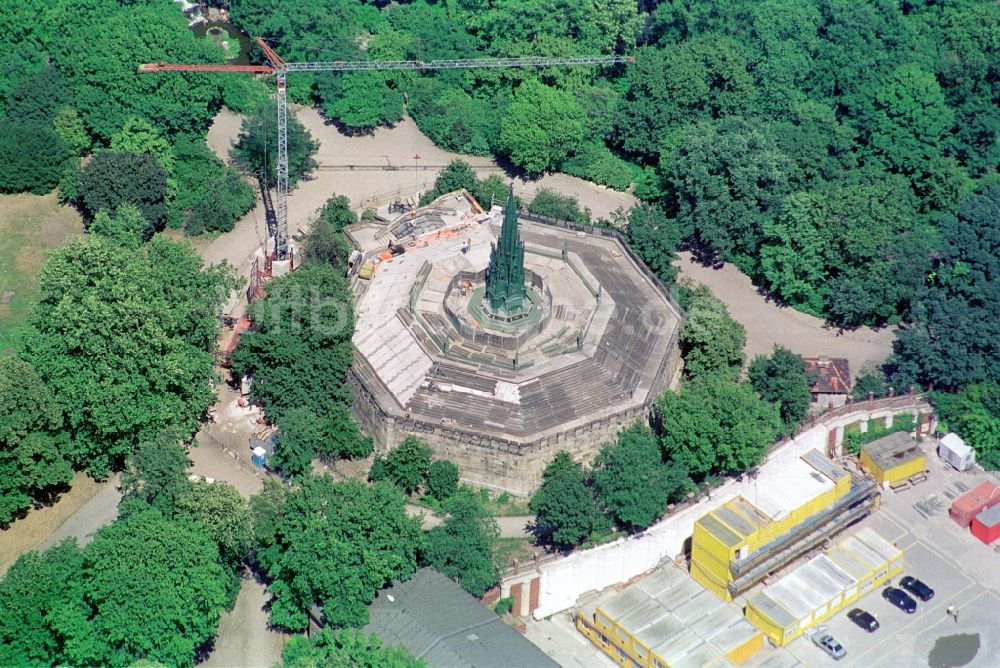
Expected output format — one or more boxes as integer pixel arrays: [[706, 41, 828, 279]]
[[784, 453, 1000, 667]]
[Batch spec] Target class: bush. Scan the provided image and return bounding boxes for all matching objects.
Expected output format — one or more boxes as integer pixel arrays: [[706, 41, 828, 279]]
[[494, 596, 516, 615], [79, 151, 167, 235], [426, 460, 460, 501], [527, 188, 591, 225], [0, 120, 72, 194], [561, 142, 637, 191]]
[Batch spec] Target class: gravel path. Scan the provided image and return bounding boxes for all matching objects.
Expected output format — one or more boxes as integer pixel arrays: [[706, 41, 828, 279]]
[[675, 252, 896, 376], [202, 576, 288, 668]]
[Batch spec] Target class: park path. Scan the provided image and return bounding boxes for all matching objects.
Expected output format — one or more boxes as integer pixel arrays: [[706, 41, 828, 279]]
[[674, 252, 896, 375]]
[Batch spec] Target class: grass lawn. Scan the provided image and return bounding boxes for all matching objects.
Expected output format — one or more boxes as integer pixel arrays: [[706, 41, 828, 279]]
[[0, 192, 83, 352]]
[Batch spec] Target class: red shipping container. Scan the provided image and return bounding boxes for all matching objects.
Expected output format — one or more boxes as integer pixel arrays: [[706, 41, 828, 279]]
[[950, 481, 1000, 527], [971, 505, 1000, 545]]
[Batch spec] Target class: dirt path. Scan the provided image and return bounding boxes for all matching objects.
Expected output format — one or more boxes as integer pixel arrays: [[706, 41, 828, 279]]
[[675, 252, 896, 376], [199, 107, 636, 291], [0, 473, 117, 575], [203, 575, 288, 668]]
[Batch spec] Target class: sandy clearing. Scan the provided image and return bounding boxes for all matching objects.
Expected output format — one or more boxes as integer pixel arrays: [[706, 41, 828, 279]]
[[674, 251, 896, 376]]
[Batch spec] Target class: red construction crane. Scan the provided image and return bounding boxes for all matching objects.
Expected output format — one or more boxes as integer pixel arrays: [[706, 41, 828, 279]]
[[141, 39, 632, 261]]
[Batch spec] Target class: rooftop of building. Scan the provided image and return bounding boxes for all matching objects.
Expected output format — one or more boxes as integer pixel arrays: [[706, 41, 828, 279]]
[[363, 567, 558, 668], [584, 563, 775, 668], [861, 431, 924, 471], [746, 527, 902, 627], [804, 357, 851, 394], [696, 450, 848, 548]]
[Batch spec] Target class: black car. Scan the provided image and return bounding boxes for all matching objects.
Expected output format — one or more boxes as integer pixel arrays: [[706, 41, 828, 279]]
[[847, 608, 880, 632], [883, 586, 917, 613], [900, 576, 935, 602]]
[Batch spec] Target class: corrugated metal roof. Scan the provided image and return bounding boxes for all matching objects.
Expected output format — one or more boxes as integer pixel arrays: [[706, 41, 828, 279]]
[[698, 513, 744, 547], [748, 529, 901, 629], [802, 449, 849, 483], [853, 526, 903, 563], [595, 565, 761, 666]]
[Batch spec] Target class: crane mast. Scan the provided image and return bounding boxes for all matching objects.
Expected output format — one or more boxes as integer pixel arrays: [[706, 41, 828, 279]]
[[141, 41, 632, 261]]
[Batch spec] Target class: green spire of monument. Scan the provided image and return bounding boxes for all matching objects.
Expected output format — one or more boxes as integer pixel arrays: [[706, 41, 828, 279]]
[[486, 188, 527, 313]]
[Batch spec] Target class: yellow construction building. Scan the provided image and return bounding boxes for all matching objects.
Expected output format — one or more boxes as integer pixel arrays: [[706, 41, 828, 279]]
[[744, 527, 903, 645], [860, 431, 926, 486], [576, 563, 775, 667], [691, 449, 879, 601]]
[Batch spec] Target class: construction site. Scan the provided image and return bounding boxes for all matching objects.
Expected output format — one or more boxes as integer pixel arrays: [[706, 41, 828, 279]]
[[344, 190, 683, 494]]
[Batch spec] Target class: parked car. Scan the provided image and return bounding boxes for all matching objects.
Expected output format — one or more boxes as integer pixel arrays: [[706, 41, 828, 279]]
[[847, 608, 880, 632], [883, 586, 917, 613], [813, 633, 847, 660], [900, 576, 935, 602]]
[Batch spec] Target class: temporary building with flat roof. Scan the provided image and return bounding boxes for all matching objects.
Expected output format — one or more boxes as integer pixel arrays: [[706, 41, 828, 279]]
[[860, 432, 926, 485], [971, 504, 1000, 545], [577, 563, 771, 667], [690, 450, 863, 601], [744, 527, 903, 646], [950, 480, 1000, 527]]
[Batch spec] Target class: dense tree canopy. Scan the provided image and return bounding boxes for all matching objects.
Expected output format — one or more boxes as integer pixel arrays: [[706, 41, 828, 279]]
[[591, 422, 692, 532], [79, 151, 169, 235], [678, 284, 746, 382], [252, 476, 422, 631], [748, 346, 814, 434], [424, 489, 500, 597], [282, 629, 424, 668], [529, 452, 607, 550], [656, 376, 782, 478], [932, 383, 1000, 469], [370, 436, 432, 495], [231, 263, 370, 474], [22, 233, 233, 476], [231, 101, 319, 189], [0, 357, 72, 525]]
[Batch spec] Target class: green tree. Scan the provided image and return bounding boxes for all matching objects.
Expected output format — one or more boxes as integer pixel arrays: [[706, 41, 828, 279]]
[[626, 202, 682, 285], [852, 367, 890, 401], [747, 346, 813, 434], [0, 357, 72, 525], [281, 629, 423, 668], [175, 480, 253, 591], [425, 460, 460, 502], [89, 205, 150, 249], [231, 264, 368, 469], [425, 489, 500, 597], [76, 508, 229, 667], [529, 452, 606, 549], [53, 106, 89, 155], [678, 284, 746, 381], [120, 434, 191, 519], [932, 383, 1000, 468], [319, 71, 405, 132], [527, 188, 590, 224], [591, 422, 692, 532], [499, 79, 586, 173], [670, 117, 790, 270], [231, 101, 318, 189], [22, 234, 233, 476], [171, 137, 255, 234], [0, 119, 72, 194], [888, 184, 1000, 388], [252, 477, 422, 631], [374, 437, 432, 495], [656, 377, 782, 478], [304, 194, 357, 267], [0, 539, 86, 667], [109, 117, 176, 176], [758, 192, 830, 316], [79, 151, 168, 234], [419, 160, 479, 205]]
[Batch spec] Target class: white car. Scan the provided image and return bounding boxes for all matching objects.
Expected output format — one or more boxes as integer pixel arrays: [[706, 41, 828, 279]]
[[813, 633, 846, 660]]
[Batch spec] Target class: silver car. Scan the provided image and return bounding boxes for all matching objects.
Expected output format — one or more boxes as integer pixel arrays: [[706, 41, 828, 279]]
[[813, 633, 847, 660]]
